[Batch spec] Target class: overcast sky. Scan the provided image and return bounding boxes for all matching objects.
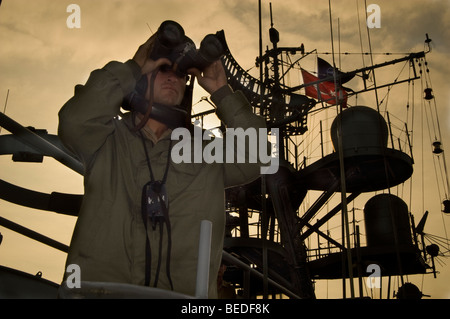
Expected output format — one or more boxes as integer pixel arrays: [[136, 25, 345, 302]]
[[1, 0, 449, 299]]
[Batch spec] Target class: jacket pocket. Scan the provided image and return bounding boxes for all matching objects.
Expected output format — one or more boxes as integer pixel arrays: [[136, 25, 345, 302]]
[[168, 161, 207, 194], [75, 197, 114, 258]]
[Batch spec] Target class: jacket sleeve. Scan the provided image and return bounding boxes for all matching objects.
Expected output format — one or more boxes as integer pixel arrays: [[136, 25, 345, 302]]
[[58, 60, 142, 170], [211, 86, 269, 187]]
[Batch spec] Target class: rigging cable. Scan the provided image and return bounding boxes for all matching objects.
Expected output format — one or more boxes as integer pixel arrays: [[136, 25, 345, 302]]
[[356, 0, 367, 74], [364, 0, 380, 111], [364, 0, 406, 286], [0, 89, 10, 135], [425, 57, 450, 200], [407, 64, 416, 224], [421, 59, 449, 199], [328, 0, 355, 299], [419, 57, 450, 245]]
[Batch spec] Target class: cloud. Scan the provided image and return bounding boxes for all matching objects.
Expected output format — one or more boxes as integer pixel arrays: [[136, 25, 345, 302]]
[[369, 1, 450, 52], [1, 0, 449, 298]]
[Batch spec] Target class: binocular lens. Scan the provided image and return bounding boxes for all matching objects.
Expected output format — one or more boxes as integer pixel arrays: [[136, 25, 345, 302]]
[[149, 20, 224, 76], [157, 20, 185, 47], [199, 34, 224, 62], [150, 20, 185, 61]]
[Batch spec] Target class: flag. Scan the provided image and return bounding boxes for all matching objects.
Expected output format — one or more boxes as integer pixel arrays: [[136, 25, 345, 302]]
[[301, 68, 348, 108], [317, 57, 355, 84]]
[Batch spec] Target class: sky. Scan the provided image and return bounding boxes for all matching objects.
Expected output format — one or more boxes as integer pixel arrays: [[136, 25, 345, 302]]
[[0, 0, 449, 299]]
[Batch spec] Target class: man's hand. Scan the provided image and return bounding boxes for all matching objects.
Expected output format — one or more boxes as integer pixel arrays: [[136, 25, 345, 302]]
[[188, 60, 228, 95], [133, 36, 171, 75]]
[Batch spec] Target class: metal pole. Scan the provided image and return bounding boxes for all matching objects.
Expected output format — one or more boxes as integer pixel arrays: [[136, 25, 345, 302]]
[[222, 251, 301, 299], [0, 112, 83, 175], [0, 215, 69, 253], [259, 0, 269, 300], [195, 220, 212, 299]]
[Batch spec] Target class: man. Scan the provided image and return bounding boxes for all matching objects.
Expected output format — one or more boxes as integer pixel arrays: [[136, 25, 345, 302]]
[[58, 26, 266, 298]]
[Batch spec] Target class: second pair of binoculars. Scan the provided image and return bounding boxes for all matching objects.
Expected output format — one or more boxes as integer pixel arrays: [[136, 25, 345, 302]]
[[150, 20, 226, 77]]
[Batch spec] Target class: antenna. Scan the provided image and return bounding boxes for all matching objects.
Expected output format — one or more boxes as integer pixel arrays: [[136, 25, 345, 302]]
[[2, 89, 9, 113], [425, 33, 432, 52], [0, 89, 10, 134], [269, 3, 279, 45], [146, 22, 154, 34], [270, 3, 273, 27]]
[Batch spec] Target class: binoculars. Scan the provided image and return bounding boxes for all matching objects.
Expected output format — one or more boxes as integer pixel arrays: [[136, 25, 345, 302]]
[[150, 20, 225, 77], [122, 21, 226, 129]]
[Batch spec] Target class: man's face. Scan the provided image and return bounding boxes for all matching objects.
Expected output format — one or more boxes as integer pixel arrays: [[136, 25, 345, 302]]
[[146, 67, 187, 106]]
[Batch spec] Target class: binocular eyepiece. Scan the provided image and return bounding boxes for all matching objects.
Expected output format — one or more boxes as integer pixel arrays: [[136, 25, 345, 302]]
[[150, 20, 225, 77]]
